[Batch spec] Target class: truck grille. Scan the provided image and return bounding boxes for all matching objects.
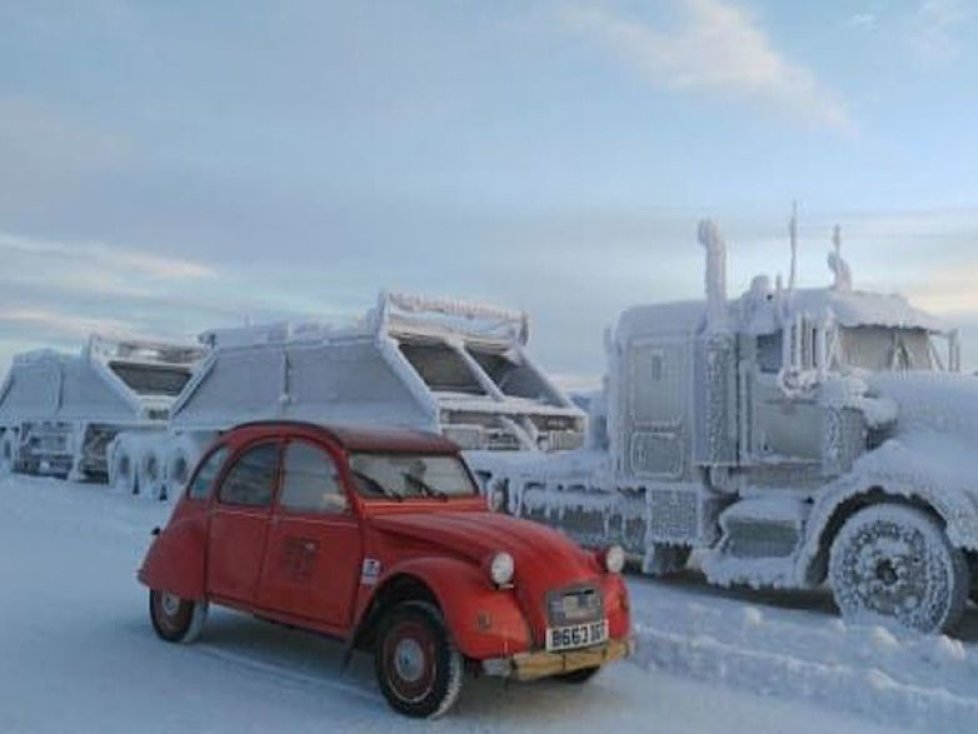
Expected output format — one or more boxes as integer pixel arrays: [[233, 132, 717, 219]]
[[547, 586, 604, 626]]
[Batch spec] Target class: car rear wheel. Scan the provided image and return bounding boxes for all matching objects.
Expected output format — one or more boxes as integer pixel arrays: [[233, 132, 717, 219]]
[[375, 601, 463, 719], [149, 589, 208, 644], [555, 666, 600, 684]]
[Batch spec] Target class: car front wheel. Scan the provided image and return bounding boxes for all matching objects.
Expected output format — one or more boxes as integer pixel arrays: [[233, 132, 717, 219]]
[[149, 589, 208, 644], [829, 504, 968, 634], [375, 601, 463, 719]]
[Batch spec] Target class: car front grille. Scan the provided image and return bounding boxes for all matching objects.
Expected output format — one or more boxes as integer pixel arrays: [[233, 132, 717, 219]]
[[547, 585, 604, 626]]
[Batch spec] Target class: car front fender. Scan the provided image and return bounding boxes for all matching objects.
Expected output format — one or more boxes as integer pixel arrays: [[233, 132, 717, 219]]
[[356, 556, 533, 660]]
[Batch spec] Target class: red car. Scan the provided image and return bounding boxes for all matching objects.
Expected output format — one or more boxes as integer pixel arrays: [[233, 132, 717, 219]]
[[139, 421, 632, 718]]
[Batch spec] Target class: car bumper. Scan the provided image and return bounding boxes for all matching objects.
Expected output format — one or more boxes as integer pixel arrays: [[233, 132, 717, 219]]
[[480, 636, 634, 681]]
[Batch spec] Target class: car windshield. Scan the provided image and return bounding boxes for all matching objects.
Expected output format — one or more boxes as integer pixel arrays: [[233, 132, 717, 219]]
[[349, 453, 478, 501]]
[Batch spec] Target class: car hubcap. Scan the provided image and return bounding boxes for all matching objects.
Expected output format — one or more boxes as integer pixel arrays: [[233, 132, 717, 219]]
[[384, 621, 435, 703], [161, 592, 182, 618], [393, 638, 425, 683]]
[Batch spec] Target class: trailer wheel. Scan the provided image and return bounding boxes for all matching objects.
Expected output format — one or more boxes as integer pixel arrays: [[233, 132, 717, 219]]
[[149, 590, 208, 643], [375, 601, 463, 719], [0, 433, 13, 475], [829, 504, 968, 634], [108, 439, 138, 494]]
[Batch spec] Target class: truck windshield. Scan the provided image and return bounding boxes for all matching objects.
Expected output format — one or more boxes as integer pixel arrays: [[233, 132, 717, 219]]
[[837, 327, 934, 371], [349, 453, 478, 500]]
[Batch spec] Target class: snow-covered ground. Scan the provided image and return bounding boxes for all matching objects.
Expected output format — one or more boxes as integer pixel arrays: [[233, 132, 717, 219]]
[[1, 476, 961, 734]]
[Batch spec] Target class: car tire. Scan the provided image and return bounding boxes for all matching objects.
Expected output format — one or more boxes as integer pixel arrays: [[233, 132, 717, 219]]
[[375, 601, 463, 719], [829, 504, 969, 634], [149, 589, 208, 644], [555, 666, 600, 684]]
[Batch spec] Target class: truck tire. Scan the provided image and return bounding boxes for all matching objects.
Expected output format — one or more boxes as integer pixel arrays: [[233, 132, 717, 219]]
[[829, 504, 968, 634], [375, 601, 463, 719], [641, 544, 691, 577], [138, 445, 167, 501], [0, 432, 13, 475], [164, 433, 213, 499], [107, 437, 138, 494], [149, 589, 208, 644]]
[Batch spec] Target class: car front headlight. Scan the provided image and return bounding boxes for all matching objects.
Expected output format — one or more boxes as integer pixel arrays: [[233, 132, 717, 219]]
[[488, 551, 515, 586], [604, 545, 625, 574]]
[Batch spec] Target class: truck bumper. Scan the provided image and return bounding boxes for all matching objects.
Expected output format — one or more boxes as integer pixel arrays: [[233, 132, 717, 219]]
[[480, 637, 634, 681]]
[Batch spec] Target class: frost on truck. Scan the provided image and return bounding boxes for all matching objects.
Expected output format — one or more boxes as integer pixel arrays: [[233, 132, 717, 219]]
[[473, 218, 978, 635], [105, 292, 587, 502], [0, 336, 205, 480]]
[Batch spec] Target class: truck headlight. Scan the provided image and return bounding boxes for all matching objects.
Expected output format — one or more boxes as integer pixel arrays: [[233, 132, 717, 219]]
[[488, 551, 515, 586], [604, 545, 625, 574]]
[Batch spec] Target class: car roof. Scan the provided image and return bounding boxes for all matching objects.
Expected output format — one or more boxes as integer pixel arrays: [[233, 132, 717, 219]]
[[227, 420, 461, 455]]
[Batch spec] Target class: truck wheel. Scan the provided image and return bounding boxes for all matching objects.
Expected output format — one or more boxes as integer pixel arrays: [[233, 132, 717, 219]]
[[642, 544, 691, 577], [829, 504, 968, 634], [555, 666, 600, 684], [375, 601, 463, 719], [149, 590, 208, 644]]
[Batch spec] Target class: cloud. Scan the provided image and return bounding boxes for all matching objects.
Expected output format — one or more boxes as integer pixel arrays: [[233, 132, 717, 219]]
[[907, 265, 978, 315], [0, 308, 135, 341], [561, 0, 853, 132], [907, 0, 967, 65], [0, 230, 214, 281]]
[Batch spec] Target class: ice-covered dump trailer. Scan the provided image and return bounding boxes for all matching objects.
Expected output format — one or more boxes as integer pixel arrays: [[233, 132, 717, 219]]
[[114, 292, 585, 499], [0, 336, 206, 480], [473, 219, 978, 635]]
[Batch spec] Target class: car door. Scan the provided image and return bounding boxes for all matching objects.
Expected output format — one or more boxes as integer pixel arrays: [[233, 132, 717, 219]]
[[257, 438, 363, 629], [207, 441, 281, 605]]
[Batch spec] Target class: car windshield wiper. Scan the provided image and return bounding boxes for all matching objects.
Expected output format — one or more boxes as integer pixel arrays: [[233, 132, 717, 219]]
[[402, 472, 449, 501], [353, 470, 403, 502]]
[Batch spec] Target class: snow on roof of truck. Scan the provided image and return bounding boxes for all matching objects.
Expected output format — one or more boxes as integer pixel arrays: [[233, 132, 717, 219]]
[[616, 285, 945, 341], [742, 287, 945, 334]]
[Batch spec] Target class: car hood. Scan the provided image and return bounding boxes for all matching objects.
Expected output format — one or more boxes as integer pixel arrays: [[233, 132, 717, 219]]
[[368, 509, 600, 589]]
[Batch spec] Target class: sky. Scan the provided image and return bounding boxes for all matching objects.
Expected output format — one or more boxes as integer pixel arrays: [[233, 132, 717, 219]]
[[1, 0, 978, 388]]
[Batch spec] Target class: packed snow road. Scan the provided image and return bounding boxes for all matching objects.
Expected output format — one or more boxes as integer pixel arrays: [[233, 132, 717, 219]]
[[0, 477, 935, 734]]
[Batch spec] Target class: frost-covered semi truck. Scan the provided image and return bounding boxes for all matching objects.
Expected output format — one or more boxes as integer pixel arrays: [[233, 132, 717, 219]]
[[109, 291, 585, 499], [0, 336, 205, 480], [472, 220, 978, 634]]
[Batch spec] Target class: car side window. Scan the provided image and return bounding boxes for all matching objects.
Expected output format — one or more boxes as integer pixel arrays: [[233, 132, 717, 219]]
[[187, 446, 229, 500], [280, 441, 349, 514], [219, 443, 280, 507]]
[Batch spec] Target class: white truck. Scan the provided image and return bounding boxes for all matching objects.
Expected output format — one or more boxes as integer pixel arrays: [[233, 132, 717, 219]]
[[0, 336, 205, 481], [107, 291, 585, 499], [471, 220, 978, 635]]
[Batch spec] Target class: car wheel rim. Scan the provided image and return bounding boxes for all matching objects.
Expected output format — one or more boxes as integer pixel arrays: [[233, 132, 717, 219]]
[[849, 524, 927, 618], [161, 592, 182, 618], [384, 621, 436, 703]]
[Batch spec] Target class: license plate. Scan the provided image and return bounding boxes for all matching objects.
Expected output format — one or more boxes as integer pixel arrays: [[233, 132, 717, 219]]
[[546, 619, 608, 652]]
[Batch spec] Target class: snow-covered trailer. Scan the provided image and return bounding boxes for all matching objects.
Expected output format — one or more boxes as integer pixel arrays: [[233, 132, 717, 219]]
[[0, 336, 205, 480], [120, 292, 585, 499], [473, 219, 978, 635]]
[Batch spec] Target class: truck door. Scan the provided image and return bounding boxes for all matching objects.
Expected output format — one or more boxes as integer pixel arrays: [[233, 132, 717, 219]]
[[258, 439, 362, 629], [207, 442, 281, 604]]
